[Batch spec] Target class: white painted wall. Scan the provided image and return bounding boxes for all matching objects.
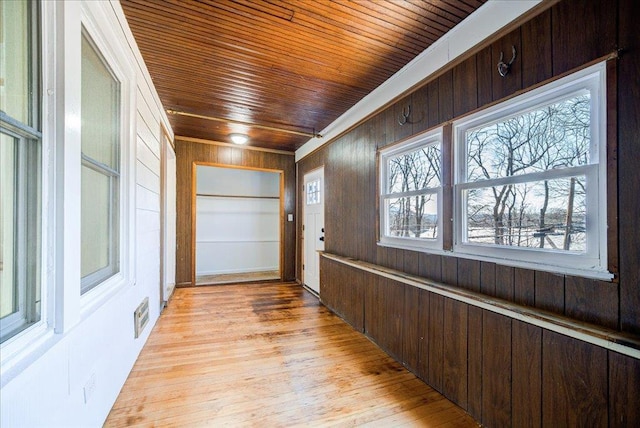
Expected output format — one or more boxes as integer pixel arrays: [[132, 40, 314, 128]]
[[0, 1, 174, 426], [196, 166, 280, 275]]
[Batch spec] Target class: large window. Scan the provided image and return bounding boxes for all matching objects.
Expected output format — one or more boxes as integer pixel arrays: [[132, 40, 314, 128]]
[[80, 32, 121, 294], [454, 63, 608, 277], [0, 0, 41, 343], [379, 129, 442, 251], [377, 64, 609, 279]]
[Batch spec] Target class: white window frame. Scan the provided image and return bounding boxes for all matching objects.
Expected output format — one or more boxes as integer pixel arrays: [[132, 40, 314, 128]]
[[0, 0, 54, 379], [379, 128, 443, 252], [78, 2, 136, 312], [79, 30, 122, 295], [453, 62, 610, 279], [1, 0, 137, 383]]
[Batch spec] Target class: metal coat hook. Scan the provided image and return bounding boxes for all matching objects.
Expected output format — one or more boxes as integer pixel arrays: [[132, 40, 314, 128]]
[[398, 105, 411, 126], [497, 46, 517, 77]]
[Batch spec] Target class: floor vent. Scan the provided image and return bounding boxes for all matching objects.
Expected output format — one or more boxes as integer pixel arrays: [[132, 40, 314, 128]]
[[134, 297, 149, 339]]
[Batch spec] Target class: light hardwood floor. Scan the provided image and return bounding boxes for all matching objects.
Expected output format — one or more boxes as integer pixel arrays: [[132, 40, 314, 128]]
[[196, 270, 281, 286], [105, 283, 478, 427]]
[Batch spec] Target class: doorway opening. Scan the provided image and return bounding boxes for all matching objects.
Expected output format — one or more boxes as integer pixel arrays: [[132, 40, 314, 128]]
[[194, 164, 283, 285]]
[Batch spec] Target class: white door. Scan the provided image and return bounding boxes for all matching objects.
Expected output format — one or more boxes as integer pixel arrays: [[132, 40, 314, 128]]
[[303, 167, 325, 294]]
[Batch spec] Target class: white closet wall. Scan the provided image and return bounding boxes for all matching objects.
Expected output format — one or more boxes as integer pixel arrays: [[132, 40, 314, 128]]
[[196, 166, 280, 275]]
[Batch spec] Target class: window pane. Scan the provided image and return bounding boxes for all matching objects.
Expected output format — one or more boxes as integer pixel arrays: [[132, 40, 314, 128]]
[[80, 32, 121, 294], [466, 93, 591, 182], [388, 144, 441, 193], [385, 194, 438, 239], [81, 34, 120, 169], [0, 0, 34, 126], [81, 166, 113, 278], [464, 175, 587, 252], [0, 134, 17, 319], [0, 1, 41, 344], [306, 179, 320, 205]]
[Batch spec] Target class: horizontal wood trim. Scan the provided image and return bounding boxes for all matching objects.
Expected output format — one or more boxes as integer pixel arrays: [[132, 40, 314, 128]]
[[176, 136, 295, 156], [320, 252, 640, 359]]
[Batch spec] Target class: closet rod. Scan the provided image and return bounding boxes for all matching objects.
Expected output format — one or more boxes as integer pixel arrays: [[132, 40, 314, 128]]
[[196, 193, 280, 200]]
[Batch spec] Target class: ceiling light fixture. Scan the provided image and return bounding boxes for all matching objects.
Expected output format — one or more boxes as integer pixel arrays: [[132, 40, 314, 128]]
[[230, 133, 248, 145]]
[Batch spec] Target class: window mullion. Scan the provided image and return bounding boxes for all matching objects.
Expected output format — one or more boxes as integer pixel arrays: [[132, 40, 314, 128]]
[[457, 164, 595, 191]]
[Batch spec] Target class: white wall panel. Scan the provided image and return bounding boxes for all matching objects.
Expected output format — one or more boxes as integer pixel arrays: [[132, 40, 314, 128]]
[[136, 159, 160, 192], [0, 1, 172, 426]]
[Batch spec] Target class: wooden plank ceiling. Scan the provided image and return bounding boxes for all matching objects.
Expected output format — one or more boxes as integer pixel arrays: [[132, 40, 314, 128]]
[[121, 0, 487, 152]]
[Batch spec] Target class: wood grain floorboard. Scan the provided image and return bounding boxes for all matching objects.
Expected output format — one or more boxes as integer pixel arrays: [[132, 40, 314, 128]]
[[105, 282, 478, 427]]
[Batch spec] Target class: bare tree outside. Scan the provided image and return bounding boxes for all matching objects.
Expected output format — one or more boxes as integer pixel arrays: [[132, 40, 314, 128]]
[[387, 144, 441, 239], [464, 92, 591, 252]]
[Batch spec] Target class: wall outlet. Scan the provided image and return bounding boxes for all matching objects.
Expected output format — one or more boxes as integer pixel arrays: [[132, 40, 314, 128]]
[[288, 213, 294, 222], [83, 372, 97, 404]]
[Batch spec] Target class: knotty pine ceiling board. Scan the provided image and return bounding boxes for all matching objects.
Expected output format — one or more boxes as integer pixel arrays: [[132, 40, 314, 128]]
[[121, 0, 487, 152]]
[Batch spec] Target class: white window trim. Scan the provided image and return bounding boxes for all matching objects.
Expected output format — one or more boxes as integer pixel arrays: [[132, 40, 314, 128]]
[[78, 1, 136, 315], [1, 0, 138, 384], [1, 0, 55, 383], [379, 128, 443, 252], [453, 62, 611, 280]]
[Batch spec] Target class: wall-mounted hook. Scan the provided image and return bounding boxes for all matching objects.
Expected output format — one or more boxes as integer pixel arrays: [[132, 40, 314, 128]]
[[398, 105, 411, 126], [497, 45, 517, 77]]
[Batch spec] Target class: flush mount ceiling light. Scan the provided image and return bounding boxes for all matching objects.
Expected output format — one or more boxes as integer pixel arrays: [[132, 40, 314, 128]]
[[229, 133, 248, 145]]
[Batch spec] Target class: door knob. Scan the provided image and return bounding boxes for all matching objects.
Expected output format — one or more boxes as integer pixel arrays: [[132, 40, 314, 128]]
[[319, 237, 325, 241]]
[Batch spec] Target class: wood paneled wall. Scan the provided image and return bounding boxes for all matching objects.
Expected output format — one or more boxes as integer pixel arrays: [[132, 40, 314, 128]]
[[300, 0, 640, 426], [176, 140, 296, 285], [321, 258, 640, 426]]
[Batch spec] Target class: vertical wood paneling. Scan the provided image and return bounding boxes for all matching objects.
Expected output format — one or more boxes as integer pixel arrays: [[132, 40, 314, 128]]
[[480, 262, 496, 296], [419, 253, 442, 282], [565, 277, 618, 329], [365, 277, 405, 361], [551, 0, 617, 75], [411, 84, 429, 134], [427, 79, 440, 129], [481, 312, 512, 427], [512, 320, 542, 428], [467, 306, 483, 421], [476, 46, 493, 107], [521, 9, 552, 88], [442, 256, 458, 286], [457, 259, 480, 292], [388, 280, 405, 361], [542, 331, 608, 426], [321, 260, 365, 333], [428, 294, 445, 393], [618, 0, 640, 335], [491, 28, 522, 102], [453, 56, 478, 117], [609, 351, 640, 426], [393, 96, 414, 142], [403, 251, 419, 277], [443, 299, 468, 409], [310, 3, 638, 428], [416, 289, 431, 382], [176, 140, 295, 285], [438, 71, 454, 123], [534, 271, 564, 314], [403, 286, 421, 371], [495, 265, 514, 301], [605, 60, 619, 279], [514, 268, 535, 306]]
